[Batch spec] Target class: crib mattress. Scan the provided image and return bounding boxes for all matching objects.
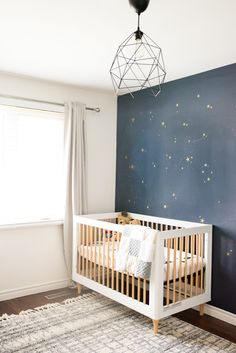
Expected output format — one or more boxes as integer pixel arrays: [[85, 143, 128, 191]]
[[78, 242, 205, 282]]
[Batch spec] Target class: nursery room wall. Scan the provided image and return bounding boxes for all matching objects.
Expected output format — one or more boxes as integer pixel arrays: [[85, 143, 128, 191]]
[[0, 72, 117, 300], [116, 63, 236, 315]]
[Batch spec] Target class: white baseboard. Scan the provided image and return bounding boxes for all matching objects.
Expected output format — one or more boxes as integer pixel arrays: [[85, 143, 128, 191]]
[[194, 304, 236, 326], [0, 278, 71, 302]]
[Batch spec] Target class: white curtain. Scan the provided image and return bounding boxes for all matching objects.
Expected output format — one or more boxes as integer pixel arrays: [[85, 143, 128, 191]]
[[63, 102, 88, 276]]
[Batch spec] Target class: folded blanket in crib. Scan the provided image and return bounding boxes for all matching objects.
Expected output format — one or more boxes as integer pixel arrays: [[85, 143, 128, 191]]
[[116, 225, 156, 279]]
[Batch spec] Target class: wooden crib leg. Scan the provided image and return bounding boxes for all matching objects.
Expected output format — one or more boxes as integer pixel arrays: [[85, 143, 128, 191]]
[[77, 283, 82, 295], [153, 320, 159, 335], [199, 304, 205, 316]]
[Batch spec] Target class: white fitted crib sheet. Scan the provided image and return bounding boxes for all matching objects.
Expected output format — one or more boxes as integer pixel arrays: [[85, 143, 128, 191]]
[[78, 242, 205, 282]]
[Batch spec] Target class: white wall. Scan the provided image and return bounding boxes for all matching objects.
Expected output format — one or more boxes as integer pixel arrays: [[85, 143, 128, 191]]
[[0, 73, 117, 300]]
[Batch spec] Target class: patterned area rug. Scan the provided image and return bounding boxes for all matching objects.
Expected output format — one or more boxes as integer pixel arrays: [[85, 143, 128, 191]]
[[0, 292, 235, 353]]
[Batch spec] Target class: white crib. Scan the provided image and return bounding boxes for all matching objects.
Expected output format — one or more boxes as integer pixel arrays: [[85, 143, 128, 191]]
[[72, 212, 212, 334]]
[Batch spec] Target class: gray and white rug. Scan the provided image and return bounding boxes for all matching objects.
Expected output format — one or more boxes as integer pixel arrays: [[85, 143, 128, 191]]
[[0, 292, 235, 353]]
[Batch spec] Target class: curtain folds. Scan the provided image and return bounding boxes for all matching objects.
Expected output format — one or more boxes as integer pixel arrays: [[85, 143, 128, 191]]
[[63, 102, 88, 276]]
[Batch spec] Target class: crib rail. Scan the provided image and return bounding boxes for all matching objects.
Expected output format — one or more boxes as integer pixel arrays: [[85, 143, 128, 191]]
[[73, 213, 212, 321]]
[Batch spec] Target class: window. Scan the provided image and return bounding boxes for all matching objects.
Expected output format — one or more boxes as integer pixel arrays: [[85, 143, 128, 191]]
[[0, 104, 64, 225]]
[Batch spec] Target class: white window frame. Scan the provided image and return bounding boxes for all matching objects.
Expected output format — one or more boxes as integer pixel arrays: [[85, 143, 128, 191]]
[[0, 96, 65, 229]]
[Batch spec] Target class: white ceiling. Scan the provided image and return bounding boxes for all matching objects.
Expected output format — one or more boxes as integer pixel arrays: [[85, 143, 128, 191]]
[[0, 0, 235, 92]]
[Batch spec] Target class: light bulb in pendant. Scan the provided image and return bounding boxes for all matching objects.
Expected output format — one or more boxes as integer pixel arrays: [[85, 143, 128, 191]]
[[134, 38, 145, 59]]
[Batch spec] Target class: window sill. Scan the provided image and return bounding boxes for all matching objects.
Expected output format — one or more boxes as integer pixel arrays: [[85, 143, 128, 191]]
[[0, 219, 64, 230]]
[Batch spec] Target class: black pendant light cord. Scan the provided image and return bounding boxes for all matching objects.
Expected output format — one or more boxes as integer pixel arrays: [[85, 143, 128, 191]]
[[135, 13, 143, 40]]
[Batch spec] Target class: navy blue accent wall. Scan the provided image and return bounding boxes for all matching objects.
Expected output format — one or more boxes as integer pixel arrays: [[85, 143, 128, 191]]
[[116, 64, 236, 314]]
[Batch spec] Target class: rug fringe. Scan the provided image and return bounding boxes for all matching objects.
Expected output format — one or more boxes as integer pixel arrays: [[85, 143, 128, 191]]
[[0, 292, 98, 321], [64, 292, 97, 304], [34, 303, 61, 311], [0, 313, 16, 321]]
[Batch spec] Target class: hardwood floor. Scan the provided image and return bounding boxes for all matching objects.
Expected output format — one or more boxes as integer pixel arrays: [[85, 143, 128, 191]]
[[0, 287, 235, 344], [0, 287, 78, 316], [0, 288, 79, 315], [175, 309, 236, 344]]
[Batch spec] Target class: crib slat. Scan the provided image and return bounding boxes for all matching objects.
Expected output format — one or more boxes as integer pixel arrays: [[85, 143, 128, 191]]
[[126, 273, 129, 297], [190, 234, 194, 297], [116, 232, 121, 292], [143, 279, 147, 304], [166, 225, 169, 248], [116, 271, 119, 292], [184, 235, 189, 298], [112, 231, 115, 290], [94, 227, 97, 281], [170, 226, 174, 249], [132, 275, 135, 299], [196, 234, 199, 295], [81, 224, 85, 276], [166, 238, 171, 305], [173, 237, 177, 303], [121, 272, 124, 294], [86, 225, 89, 278], [98, 228, 101, 284], [102, 229, 105, 285], [90, 226, 93, 280], [178, 236, 183, 302], [107, 235, 110, 288], [78, 224, 82, 274], [200, 233, 204, 293], [138, 277, 141, 302]]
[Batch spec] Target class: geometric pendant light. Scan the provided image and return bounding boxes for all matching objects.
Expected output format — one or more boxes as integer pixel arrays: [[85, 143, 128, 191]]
[[110, 0, 166, 98]]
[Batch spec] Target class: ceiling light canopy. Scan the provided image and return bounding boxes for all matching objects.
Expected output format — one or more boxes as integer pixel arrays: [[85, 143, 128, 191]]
[[110, 0, 166, 98], [129, 0, 150, 14]]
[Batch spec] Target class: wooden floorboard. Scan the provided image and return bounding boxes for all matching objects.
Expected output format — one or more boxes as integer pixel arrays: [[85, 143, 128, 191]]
[[175, 309, 236, 344], [0, 287, 78, 316], [0, 287, 235, 343]]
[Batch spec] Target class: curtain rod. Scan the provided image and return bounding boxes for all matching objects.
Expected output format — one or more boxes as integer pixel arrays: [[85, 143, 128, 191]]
[[0, 94, 100, 113]]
